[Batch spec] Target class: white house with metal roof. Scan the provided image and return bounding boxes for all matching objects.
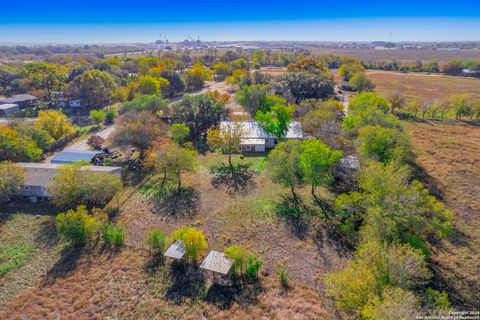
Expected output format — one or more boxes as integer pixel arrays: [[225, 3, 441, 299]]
[[219, 120, 303, 153]]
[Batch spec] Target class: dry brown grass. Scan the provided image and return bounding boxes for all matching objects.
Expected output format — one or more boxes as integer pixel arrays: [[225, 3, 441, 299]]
[[368, 70, 480, 103], [406, 120, 480, 308], [0, 247, 333, 319], [0, 153, 347, 319], [310, 47, 480, 63]]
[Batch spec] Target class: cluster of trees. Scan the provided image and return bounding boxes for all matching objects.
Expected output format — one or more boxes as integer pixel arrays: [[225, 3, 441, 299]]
[[338, 62, 375, 92], [388, 92, 480, 120], [365, 58, 480, 76], [323, 92, 453, 317], [0, 109, 74, 162]]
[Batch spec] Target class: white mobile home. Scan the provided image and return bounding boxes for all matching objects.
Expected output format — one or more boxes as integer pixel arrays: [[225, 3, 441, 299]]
[[219, 120, 303, 153]]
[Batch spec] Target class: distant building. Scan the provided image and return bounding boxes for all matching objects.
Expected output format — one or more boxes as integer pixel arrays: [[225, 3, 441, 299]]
[[0, 103, 20, 117], [0, 94, 38, 109], [69, 100, 82, 108], [219, 120, 303, 153], [51, 150, 105, 165], [17, 162, 121, 200]]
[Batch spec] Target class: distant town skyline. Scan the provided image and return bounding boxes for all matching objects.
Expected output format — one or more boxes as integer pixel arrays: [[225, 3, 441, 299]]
[[1, 0, 480, 43]]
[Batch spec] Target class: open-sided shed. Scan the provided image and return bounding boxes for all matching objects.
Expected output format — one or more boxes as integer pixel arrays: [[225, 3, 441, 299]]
[[200, 251, 233, 275], [164, 240, 186, 260]]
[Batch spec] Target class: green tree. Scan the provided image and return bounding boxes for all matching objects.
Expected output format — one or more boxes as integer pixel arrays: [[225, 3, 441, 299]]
[[300, 139, 342, 216], [271, 71, 334, 103], [170, 123, 190, 145], [172, 94, 226, 146], [256, 104, 294, 141], [235, 84, 281, 116], [89, 109, 106, 127], [267, 140, 303, 203], [104, 107, 118, 125], [0, 161, 25, 204], [299, 99, 345, 149], [171, 226, 207, 262], [349, 72, 375, 92], [357, 125, 413, 164], [338, 63, 366, 81], [68, 69, 116, 108], [22, 62, 66, 101], [449, 94, 472, 120], [138, 75, 170, 97], [122, 94, 169, 114]]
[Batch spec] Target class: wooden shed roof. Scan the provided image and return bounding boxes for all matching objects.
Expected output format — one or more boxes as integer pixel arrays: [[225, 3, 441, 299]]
[[200, 251, 233, 275]]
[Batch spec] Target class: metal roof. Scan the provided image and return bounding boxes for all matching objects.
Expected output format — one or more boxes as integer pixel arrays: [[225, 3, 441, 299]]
[[0, 103, 19, 110], [200, 251, 233, 275], [164, 240, 186, 260], [220, 121, 303, 140], [51, 150, 104, 164], [0, 94, 38, 104], [18, 162, 121, 188], [241, 138, 265, 145]]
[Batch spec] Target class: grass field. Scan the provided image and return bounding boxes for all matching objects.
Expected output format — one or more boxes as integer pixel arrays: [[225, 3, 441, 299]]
[[406, 120, 480, 308], [0, 153, 347, 319], [368, 70, 480, 102]]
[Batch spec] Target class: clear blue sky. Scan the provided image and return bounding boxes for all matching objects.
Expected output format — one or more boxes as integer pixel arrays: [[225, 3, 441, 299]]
[[1, 0, 479, 43]]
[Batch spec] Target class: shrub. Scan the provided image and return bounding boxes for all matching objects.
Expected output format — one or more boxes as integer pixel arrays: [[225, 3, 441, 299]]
[[278, 268, 290, 289], [89, 109, 106, 127], [170, 123, 190, 145], [224, 245, 249, 274], [425, 288, 451, 310], [87, 135, 105, 150], [102, 223, 126, 246], [55, 205, 104, 244], [145, 229, 167, 255], [245, 254, 262, 279], [171, 226, 207, 262], [105, 107, 118, 124]]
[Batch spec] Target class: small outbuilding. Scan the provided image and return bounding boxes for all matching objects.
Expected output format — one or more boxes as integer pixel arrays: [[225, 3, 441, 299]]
[[200, 251, 233, 275], [164, 240, 186, 260], [0, 103, 20, 117], [51, 150, 105, 165], [200, 251, 234, 284]]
